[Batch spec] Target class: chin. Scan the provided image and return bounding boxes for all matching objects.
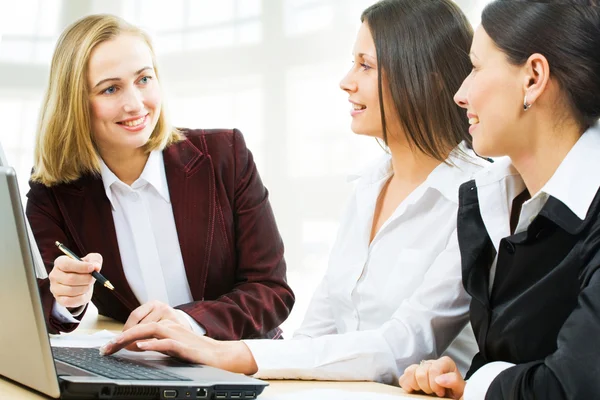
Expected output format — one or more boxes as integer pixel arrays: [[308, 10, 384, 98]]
[[472, 140, 498, 159], [350, 125, 380, 138]]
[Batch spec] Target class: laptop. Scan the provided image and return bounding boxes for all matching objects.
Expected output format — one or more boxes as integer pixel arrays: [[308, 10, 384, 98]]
[[0, 157, 268, 399]]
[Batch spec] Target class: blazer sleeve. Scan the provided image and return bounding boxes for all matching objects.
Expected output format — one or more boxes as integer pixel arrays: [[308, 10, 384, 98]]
[[26, 182, 86, 334], [178, 129, 295, 340], [481, 265, 600, 399]]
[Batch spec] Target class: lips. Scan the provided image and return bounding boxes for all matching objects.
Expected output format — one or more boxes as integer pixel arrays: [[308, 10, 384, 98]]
[[467, 113, 479, 125], [117, 114, 148, 127]]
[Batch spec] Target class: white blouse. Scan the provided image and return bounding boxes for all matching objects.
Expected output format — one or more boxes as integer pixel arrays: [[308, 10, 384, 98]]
[[51, 151, 204, 333], [245, 143, 487, 384]]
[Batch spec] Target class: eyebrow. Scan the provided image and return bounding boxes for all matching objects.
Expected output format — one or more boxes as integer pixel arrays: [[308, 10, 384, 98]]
[[358, 52, 377, 62], [93, 66, 153, 89]]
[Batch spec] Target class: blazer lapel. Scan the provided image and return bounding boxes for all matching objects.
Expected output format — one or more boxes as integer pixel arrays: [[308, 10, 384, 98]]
[[163, 137, 214, 301], [458, 181, 495, 308], [54, 177, 140, 312]]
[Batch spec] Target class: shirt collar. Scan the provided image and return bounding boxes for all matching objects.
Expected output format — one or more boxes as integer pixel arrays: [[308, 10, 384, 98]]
[[347, 153, 393, 184], [539, 122, 600, 221], [426, 142, 488, 204], [100, 150, 170, 209], [347, 141, 486, 204]]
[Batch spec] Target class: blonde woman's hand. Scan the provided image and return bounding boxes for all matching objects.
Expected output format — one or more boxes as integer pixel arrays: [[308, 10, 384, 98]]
[[49, 253, 102, 309]]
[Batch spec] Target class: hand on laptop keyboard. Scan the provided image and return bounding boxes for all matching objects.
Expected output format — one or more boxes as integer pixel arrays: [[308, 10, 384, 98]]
[[100, 320, 259, 375], [122, 300, 193, 346]]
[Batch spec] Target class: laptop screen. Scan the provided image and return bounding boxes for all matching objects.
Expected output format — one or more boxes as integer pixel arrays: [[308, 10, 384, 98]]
[[0, 167, 61, 398]]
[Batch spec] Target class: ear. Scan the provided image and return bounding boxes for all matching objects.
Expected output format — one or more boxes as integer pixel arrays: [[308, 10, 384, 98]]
[[522, 53, 550, 105]]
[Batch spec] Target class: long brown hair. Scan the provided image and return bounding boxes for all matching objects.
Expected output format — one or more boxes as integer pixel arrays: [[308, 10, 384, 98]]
[[361, 0, 474, 161]]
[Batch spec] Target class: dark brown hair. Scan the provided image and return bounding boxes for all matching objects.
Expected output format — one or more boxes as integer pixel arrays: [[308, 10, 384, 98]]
[[361, 0, 474, 161], [482, 0, 600, 129]]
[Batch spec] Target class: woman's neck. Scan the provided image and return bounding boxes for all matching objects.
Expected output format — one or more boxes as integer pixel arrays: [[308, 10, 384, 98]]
[[387, 140, 447, 185], [99, 147, 150, 186], [510, 118, 584, 197]]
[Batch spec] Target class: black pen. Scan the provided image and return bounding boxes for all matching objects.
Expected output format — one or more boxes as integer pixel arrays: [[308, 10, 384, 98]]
[[54, 241, 115, 291]]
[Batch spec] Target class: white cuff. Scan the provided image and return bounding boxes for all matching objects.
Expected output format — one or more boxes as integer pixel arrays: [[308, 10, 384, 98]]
[[463, 361, 515, 400], [176, 310, 206, 335], [51, 302, 84, 324]]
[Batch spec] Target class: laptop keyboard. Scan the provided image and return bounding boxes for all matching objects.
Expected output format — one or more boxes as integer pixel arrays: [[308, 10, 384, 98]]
[[52, 347, 192, 381]]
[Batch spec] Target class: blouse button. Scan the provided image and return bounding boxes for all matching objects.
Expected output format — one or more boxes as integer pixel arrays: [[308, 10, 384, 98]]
[[504, 241, 516, 254]]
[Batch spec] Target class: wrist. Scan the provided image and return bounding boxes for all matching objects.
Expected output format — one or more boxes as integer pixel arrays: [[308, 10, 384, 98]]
[[218, 341, 258, 375]]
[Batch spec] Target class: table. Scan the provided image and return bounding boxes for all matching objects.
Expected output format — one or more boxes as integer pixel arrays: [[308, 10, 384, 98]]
[[0, 309, 444, 399]]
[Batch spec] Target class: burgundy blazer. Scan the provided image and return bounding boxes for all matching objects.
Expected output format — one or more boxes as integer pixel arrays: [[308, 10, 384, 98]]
[[26, 128, 294, 339]]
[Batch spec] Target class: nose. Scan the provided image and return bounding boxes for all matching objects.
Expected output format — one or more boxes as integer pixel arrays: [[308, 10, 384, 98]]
[[454, 77, 469, 109], [122, 87, 144, 114], [340, 67, 357, 93]]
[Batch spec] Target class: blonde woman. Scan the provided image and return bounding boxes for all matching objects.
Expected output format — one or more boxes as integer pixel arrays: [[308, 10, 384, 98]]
[[27, 14, 294, 340]]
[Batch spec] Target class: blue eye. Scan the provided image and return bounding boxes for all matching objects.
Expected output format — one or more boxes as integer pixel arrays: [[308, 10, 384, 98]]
[[102, 86, 117, 95], [139, 76, 152, 84]]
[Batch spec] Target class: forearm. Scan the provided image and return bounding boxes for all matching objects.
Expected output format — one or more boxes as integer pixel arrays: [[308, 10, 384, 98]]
[[245, 331, 399, 383]]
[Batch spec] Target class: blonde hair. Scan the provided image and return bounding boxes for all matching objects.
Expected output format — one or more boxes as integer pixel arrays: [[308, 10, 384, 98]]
[[31, 14, 182, 186]]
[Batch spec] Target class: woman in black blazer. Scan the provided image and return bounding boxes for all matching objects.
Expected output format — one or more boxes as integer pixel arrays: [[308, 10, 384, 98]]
[[400, 1, 600, 399]]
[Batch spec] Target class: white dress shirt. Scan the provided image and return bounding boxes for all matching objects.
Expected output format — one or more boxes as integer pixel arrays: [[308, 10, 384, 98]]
[[464, 122, 600, 399], [51, 151, 205, 334], [244, 143, 487, 384]]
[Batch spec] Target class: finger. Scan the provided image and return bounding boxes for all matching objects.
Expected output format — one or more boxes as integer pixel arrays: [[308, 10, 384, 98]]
[[414, 363, 433, 394], [82, 253, 103, 272], [429, 370, 447, 398], [435, 372, 466, 398], [50, 282, 92, 297], [399, 364, 420, 392], [102, 322, 175, 355], [429, 358, 457, 397], [123, 303, 155, 331], [54, 255, 96, 274], [123, 309, 165, 351], [124, 338, 158, 352], [51, 269, 95, 287], [136, 339, 202, 364]]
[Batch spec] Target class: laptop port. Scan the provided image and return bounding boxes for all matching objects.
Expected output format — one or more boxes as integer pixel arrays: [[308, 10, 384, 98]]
[[215, 393, 227, 399], [163, 389, 178, 398], [231, 393, 241, 399], [245, 392, 256, 399], [196, 388, 208, 398]]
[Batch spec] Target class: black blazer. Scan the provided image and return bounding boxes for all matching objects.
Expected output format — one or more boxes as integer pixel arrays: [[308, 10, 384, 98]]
[[457, 180, 600, 399]]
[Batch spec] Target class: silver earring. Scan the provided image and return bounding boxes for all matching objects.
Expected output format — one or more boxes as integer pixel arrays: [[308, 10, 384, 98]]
[[523, 93, 532, 111]]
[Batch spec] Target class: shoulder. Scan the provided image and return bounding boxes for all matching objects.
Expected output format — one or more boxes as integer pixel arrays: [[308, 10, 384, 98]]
[[177, 128, 247, 150], [27, 174, 95, 199], [171, 128, 250, 161], [167, 128, 253, 177]]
